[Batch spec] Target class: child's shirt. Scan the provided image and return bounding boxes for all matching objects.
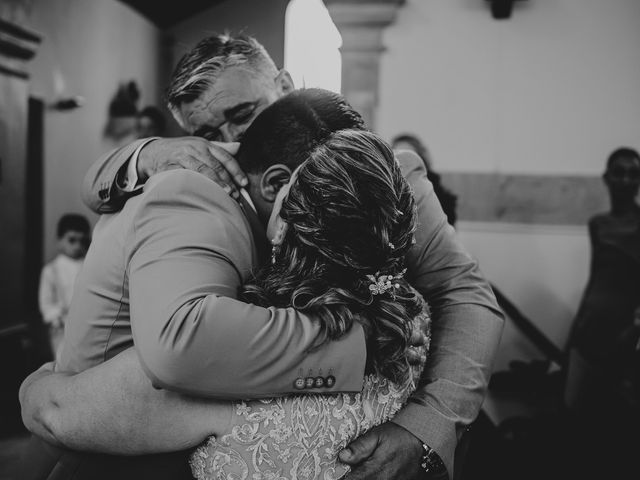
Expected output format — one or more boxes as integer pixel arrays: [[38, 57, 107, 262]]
[[38, 254, 84, 326]]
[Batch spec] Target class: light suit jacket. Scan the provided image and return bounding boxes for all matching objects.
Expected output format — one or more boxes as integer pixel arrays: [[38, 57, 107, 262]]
[[80, 141, 504, 477], [60, 169, 367, 396]]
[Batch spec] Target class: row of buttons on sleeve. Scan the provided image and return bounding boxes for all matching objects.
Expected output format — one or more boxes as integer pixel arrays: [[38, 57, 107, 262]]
[[294, 372, 336, 390]]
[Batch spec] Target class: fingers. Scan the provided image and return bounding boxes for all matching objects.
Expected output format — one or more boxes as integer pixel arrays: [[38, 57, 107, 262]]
[[339, 429, 380, 465], [343, 463, 377, 480], [406, 348, 427, 367], [409, 328, 427, 347], [209, 142, 247, 188], [214, 141, 240, 156], [183, 156, 238, 199]]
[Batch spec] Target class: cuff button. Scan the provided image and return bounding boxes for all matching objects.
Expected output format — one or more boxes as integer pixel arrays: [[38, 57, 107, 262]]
[[325, 375, 336, 387], [294, 378, 305, 390], [305, 377, 315, 389]]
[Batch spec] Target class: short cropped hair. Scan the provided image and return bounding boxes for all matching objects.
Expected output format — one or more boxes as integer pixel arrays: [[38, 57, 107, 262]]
[[606, 147, 640, 171], [236, 88, 367, 174], [57, 214, 90, 239], [166, 34, 278, 127]]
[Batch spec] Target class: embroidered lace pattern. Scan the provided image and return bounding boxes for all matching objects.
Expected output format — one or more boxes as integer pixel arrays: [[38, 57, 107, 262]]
[[190, 313, 429, 480]]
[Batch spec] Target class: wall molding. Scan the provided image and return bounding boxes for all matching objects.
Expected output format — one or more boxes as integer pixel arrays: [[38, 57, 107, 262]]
[[442, 172, 609, 226]]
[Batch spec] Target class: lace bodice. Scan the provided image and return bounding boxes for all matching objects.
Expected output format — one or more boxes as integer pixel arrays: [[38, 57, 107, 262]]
[[190, 313, 429, 480]]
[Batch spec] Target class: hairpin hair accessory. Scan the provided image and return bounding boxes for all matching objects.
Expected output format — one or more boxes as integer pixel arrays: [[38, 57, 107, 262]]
[[367, 268, 407, 296]]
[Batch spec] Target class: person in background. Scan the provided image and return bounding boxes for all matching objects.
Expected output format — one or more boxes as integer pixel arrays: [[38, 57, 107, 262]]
[[38, 213, 91, 360], [391, 134, 458, 227], [103, 81, 141, 150], [137, 105, 167, 138], [564, 146, 640, 478]]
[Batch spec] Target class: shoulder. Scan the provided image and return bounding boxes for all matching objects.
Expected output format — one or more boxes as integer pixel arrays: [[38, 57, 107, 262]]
[[140, 170, 242, 218], [40, 261, 55, 278], [588, 213, 610, 231], [394, 149, 427, 179]]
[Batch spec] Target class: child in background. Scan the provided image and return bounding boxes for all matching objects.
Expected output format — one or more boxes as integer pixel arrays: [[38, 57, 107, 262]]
[[38, 213, 91, 360]]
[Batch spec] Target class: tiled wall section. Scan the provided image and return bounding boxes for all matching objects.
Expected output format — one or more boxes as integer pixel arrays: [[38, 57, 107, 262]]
[[441, 173, 609, 225]]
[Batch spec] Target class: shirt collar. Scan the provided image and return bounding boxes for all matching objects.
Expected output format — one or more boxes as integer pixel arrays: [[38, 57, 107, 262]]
[[239, 188, 257, 214]]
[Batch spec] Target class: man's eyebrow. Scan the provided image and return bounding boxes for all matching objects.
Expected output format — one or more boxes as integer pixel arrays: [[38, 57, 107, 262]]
[[224, 101, 258, 119]]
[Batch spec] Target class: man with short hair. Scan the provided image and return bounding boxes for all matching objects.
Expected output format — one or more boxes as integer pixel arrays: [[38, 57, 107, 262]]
[[24, 34, 503, 480]]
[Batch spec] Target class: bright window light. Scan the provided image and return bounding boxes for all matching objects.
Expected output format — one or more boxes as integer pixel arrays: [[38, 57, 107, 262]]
[[285, 0, 342, 93]]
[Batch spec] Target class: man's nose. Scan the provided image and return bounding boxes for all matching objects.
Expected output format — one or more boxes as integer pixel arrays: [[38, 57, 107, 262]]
[[220, 124, 248, 142]]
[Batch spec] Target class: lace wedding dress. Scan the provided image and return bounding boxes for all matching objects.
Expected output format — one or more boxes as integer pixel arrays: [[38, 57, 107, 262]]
[[190, 312, 429, 480]]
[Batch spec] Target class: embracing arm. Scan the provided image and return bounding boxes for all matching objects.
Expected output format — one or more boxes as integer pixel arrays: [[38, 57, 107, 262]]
[[19, 349, 233, 455], [81, 137, 247, 214], [81, 140, 150, 214], [392, 150, 504, 477], [128, 170, 366, 398]]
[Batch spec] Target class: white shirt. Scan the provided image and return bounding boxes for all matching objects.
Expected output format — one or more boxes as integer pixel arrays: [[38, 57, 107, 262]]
[[38, 254, 84, 325]]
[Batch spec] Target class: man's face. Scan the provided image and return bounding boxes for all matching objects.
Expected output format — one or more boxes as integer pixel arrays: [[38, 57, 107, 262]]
[[177, 66, 285, 142]]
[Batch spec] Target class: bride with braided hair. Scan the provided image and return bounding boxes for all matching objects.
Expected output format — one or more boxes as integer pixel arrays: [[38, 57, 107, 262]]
[[190, 128, 430, 480]]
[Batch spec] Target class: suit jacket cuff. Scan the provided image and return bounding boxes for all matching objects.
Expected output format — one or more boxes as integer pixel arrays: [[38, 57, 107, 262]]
[[391, 402, 456, 480]]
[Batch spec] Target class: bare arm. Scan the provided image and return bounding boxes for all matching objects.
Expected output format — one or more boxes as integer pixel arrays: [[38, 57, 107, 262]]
[[19, 348, 232, 455]]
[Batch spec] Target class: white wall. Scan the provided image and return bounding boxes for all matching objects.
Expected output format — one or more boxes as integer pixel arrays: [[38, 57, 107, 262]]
[[27, 0, 164, 261], [169, 0, 290, 67], [379, 0, 640, 176], [378, 0, 640, 354]]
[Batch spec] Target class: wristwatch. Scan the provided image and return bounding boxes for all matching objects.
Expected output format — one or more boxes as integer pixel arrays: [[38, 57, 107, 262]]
[[420, 444, 446, 477]]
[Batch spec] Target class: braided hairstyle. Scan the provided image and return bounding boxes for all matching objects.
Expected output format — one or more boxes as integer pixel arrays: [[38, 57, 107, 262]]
[[242, 129, 423, 386]]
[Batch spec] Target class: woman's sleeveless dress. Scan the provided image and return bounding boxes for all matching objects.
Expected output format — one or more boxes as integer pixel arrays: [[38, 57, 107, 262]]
[[190, 311, 430, 480]]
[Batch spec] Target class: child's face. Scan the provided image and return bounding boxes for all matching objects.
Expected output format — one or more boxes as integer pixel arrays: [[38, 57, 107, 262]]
[[59, 230, 89, 259]]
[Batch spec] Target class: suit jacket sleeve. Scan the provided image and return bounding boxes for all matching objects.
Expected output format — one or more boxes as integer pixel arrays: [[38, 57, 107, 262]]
[[81, 140, 149, 214], [126, 170, 367, 398], [392, 150, 504, 478]]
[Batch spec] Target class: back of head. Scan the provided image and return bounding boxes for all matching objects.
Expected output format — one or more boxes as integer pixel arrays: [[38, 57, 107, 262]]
[[57, 214, 90, 239], [243, 128, 422, 386], [236, 88, 367, 174], [606, 147, 640, 172], [166, 34, 278, 126]]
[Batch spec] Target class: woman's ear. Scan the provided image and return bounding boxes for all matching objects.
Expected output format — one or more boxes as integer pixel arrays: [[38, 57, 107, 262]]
[[260, 164, 292, 202]]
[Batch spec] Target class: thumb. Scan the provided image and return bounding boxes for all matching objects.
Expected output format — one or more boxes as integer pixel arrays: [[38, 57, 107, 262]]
[[338, 430, 379, 465]]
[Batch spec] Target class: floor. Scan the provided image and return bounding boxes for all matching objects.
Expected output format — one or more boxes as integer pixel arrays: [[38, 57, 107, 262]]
[[0, 430, 30, 480], [1, 409, 635, 480]]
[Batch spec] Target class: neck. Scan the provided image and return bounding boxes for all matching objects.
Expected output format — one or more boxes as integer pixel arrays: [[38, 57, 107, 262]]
[[609, 197, 639, 216]]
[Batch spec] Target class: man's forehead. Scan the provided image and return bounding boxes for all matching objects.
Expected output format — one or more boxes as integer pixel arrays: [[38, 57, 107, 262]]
[[181, 67, 270, 130]]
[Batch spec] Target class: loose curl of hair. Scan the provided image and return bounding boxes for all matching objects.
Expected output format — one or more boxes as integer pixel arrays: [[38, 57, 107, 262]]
[[241, 130, 423, 386]]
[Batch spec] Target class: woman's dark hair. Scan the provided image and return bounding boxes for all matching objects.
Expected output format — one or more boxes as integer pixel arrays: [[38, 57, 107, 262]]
[[242, 129, 423, 386]]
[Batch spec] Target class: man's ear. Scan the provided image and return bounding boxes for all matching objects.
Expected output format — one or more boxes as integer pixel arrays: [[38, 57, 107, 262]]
[[275, 70, 295, 96], [260, 164, 292, 202]]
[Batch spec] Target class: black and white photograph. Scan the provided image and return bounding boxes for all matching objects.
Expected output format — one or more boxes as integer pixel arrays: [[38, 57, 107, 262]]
[[0, 1, 638, 479]]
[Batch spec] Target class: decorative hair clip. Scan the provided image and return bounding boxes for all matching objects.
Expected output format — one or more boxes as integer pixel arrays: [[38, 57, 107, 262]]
[[367, 268, 407, 296]]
